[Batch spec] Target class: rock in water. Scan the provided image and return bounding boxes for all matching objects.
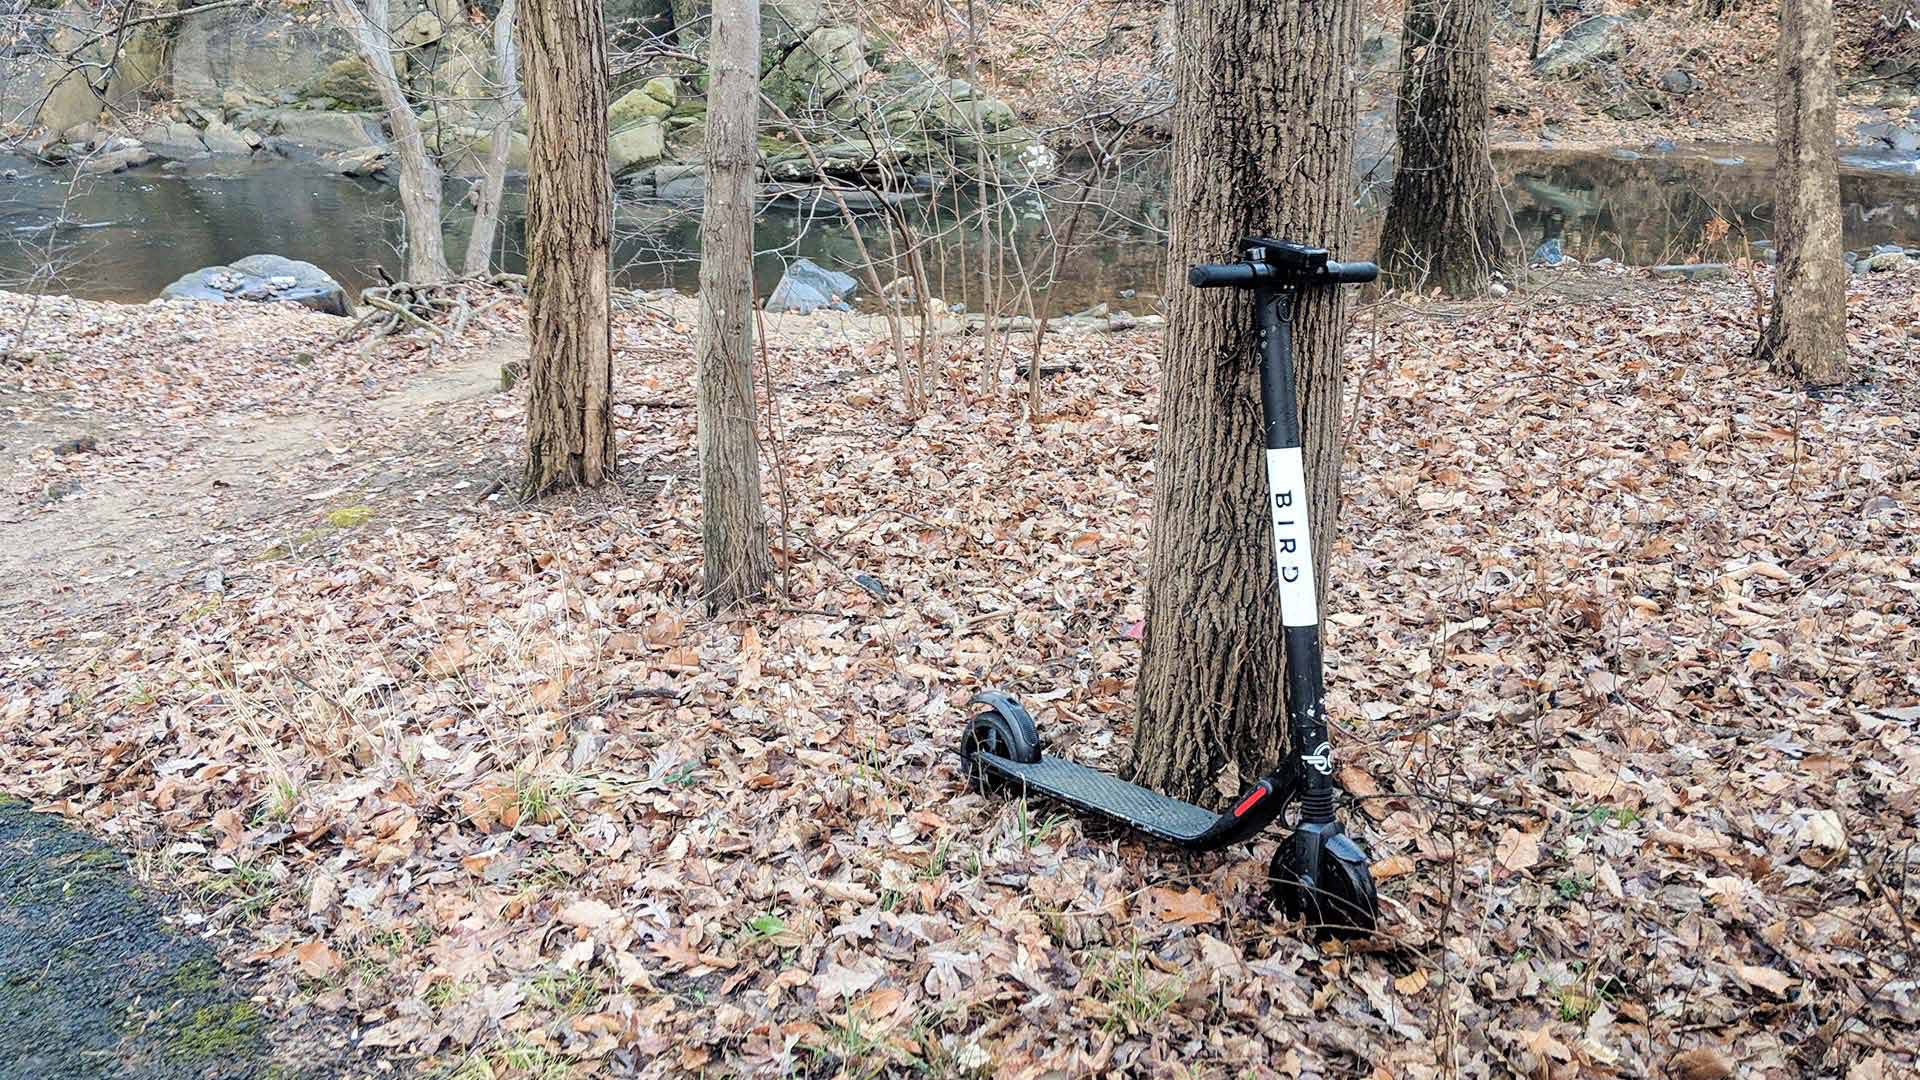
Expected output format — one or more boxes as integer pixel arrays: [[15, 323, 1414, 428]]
[[765, 258, 857, 314], [77, 144, 155, 175], [161, 255, 350, 316]]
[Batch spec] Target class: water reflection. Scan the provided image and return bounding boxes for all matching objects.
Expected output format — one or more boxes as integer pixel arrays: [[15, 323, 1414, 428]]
[[1496, 145, 1920, 265], [1, 142, 1915, 316]]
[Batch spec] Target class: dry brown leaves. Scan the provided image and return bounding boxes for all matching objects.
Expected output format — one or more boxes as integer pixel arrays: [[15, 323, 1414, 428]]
[[1, 264, 1917, 1078]]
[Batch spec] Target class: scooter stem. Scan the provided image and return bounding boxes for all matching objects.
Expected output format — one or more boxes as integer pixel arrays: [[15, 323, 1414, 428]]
[[1253, 285, 1338, 826]]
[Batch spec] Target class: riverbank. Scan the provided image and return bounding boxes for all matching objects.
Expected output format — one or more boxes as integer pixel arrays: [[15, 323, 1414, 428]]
[[9, 0, 1916, 209], [2, 263, 1916, 1076]]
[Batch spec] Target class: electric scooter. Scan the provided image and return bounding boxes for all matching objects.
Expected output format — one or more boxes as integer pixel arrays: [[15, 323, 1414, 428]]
[[959, 238, 1381, 936]]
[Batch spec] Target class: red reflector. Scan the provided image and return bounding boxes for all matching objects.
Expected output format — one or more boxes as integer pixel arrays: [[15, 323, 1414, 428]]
[[1233, 785, 1268, 817]]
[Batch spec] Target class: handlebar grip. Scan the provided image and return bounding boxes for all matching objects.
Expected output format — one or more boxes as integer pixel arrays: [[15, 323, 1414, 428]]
[[1188, 263, 1259, 288], [1326, 260, 1379, 284]]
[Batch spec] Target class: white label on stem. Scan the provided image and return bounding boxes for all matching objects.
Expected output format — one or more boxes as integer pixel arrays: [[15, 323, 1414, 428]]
[[1264, 447, 1319, 627]]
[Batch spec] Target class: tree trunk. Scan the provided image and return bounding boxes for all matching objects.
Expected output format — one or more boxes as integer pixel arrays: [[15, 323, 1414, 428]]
[[330, 0, 450, 284], [696, 0, 772, 609], [1128, 0, 1363, 805], [1754, 0, 1848, 385], [520, 0, 614, 497], [1378, 0, 1501, 296], [463, 0, 520, 278]]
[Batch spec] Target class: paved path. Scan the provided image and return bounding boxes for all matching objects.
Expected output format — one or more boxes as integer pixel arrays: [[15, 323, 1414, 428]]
[[0, 798, 363, 1079]]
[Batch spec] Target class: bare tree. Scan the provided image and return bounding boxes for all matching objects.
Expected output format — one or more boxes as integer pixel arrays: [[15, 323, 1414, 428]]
[[520, 0, 615, 496], [463, 0, 521, 277], [329, 0, 451, 283], [1755, 0, 1848, 385], [1378, 0, 1502, 296], [1128, 0, 1363, 804], [698, 0, 772, 607]]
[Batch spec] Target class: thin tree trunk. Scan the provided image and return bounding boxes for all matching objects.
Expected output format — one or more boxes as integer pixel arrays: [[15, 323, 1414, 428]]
[[1755, 0, 1848, 385], [520, 0, 614, 497], [331, 0, 450, 283], [697, 0, 772, 609], [1128, 0, 1362, 806], [1379, 0, 1500, 296], [463, 0, 520, 277]]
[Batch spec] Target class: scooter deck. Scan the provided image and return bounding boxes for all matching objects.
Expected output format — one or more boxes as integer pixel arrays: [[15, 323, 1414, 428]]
[[976, 751, 1220, 843]]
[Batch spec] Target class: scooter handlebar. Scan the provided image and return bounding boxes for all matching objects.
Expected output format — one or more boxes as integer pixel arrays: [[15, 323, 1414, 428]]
[[1186, 259, 1379, 289], [1326, 260, 1379, 284], [1187, 262, 1259, 288]]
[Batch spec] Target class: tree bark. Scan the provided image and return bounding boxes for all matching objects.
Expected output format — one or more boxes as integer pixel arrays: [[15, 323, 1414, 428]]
[[520, 0, 614, 497], [1378, 0, 1501, 296], [1128, 0, 1363, 805], [1754, 0, 1848, 386], [330, 0, 450, 284], [697, 0, 772, 608], [463, 0, 520, 277]]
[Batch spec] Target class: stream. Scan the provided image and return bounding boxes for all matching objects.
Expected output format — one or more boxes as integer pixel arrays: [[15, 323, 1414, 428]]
[[2, 143, 1916, 317]]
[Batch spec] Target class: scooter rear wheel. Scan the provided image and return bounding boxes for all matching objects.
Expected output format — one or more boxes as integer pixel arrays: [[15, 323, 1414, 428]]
[[958, 700, 1041, 790]]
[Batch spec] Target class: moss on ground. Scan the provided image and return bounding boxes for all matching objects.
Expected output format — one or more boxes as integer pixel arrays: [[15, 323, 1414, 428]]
[[170, 955, 222, 995], [323, 505, 374, 528], [168, 1002, 264, 1059]]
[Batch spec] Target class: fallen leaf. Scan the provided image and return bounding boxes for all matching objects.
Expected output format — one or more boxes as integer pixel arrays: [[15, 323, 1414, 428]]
[[1670, 1046, 1734, 1080], [1733, 964, 1795, 997], [1143, 886, 1222, 926], [294, 939, 342, 978], [559, 899, 617, 929], [1372, 854, 1416, 881], [1495, 828, 1540, 872], [1797, 809, 1846, 869]]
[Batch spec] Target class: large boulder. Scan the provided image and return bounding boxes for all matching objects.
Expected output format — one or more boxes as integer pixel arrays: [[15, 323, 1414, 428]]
[[609, 80, 677, 129], [764, 24, 868, 110], [138, 121, 209, 158], [3, 1, 166, 132], [77, 143, 156, 175], [884, 78, 1017, 135], [160, 255, 351, 317], [301, 57, 386, 110], [396, 9, 448, 48], [172, 4, 357, 101], [439, 125, 531, 175], [943, 127, 1058, 182], [107, 23, 171, 107], [764, 136, 923, 181], [271, 110, 386, 153], [36, 66, 101, 135], [610, 120, 667, 176], [650, 163, 707, 202], [1532, 15, 1628, 76], [200, 118, 261, 155], [765, 258, 856, 314]]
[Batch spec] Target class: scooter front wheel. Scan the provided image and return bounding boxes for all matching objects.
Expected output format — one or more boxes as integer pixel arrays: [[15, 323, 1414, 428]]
[[1269, 821, 1380, 938], [958, 693, 1042, 791]]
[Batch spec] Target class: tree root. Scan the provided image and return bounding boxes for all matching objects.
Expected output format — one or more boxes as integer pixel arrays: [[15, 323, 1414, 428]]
[[336, 273, 527, 354]]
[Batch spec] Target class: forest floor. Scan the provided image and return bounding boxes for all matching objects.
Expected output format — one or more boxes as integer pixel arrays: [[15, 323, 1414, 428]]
[[876, 0, 1918, 153], [1, 263, 1917, 1078]]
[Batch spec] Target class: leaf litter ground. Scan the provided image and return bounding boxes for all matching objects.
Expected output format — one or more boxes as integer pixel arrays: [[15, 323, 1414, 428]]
[[1, 264, 1917, 1079]]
